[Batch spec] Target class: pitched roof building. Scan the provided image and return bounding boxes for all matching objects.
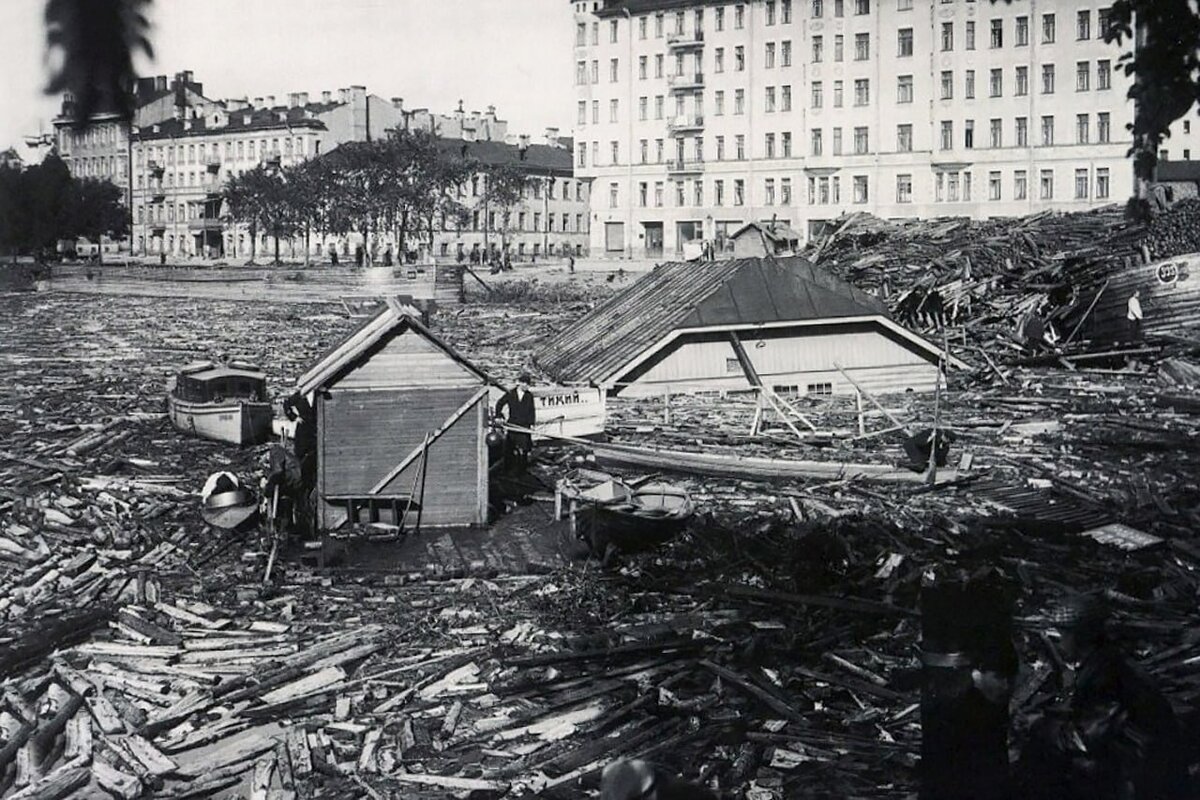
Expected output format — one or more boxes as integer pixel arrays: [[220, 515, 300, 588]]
[[537, 255, 958, 396]]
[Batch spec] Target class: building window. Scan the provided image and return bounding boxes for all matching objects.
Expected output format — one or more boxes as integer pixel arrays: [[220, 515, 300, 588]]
[[940, 121, 953, 150], [610, 99, 619, 122], [896, 174, 912, 203], [854, 78, 869, 105], [1075, 168, 1089, 199], [1043, 13, 1056, 43], [782, 0, 792, 23], [965, 119, 975, 149], [714, 179, 725, 205], [640, 139, 648, 163], [1076, 61, 1090, 91], [765, 42, 776, 68], [897, 75, 914, 104], [897, 124, 913, 152], [715, 48, 725, 73], [1098, 112, 1111, 143], [655, 96, 664, 119], [989, 171, 1001, 201], [832, 126, 842, 154], [766, 0, 776, 24], [1077, 114, 1090, 144], [639, 15, 648, 38], [714, 91, 725, 116], [1040, 169, 1054, 199], [855, 0, 869, 15], [766, 86, 777, 112], [1016, 116, 1028, 147], [675, 181, 685, 206], [991, 18, 1003, 48], [853, 175, 868, 203], [578, 101, 587, 125], [765, 178, 776, 205], [1015, 16, 1030, 46], [782, 40, 792, 66], [782, 85, 792, 110], [639, 56, 648, 80], [715, 7, 724, 30], [812, 81, 823, 108], [782, 132, 792, 157], [591, 61, 599, 83], [1016, 66, 1029, 96], [855, 32, 870, 60], [638, 97, 648, 121], [941, 22, 953, 51], [1098, 60, 1112, 90], [736, 134, 746, 160], [812, 35, 824, 62], [832, 80, 843, 107], [782, 177, 792, 204], [834, 33, 844, 61], [734, 179, 745, 205], [1042, 64, 1055, 94], [766, 132, 776, 158], [898, 27, 913, 57], [812, 0, 823, 18], [1041, 115, 1055, 146], [965, 70, 975, 99], [1015, 170, 1028, 200], [990, 69, 1003, 97], [812, 128, 823, 156], [611, 140, 620, 164], [1077, 10, 1090, 40], [735, 46, 745, 71], [735, 4, 745, 28], [654, 181, 663, 206], [941, 71, 954, 100], [734, 89, 745, 115], [990, 118, 1002, 148], [1096, 167, 1110, 199], [966, 20, 976, 50], [853, 126, 868, 154]]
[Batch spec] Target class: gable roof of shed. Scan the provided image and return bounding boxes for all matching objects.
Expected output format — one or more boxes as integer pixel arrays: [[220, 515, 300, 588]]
[[296, 298, 489, 394], [731, 220, 802, 243], [534, 256, 891, 385]]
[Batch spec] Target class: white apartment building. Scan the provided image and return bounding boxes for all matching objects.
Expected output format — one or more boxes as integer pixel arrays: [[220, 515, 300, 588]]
[[573, 0, 1200, 258]]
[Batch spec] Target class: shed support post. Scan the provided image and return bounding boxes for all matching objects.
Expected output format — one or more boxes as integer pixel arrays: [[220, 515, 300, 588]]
[[663, 387, 671, 425], [856, 390, 866, 436]]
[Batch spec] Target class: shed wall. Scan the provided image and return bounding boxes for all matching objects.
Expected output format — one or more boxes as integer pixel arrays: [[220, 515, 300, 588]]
[[334, 328, 481, 390], [318, 387, 486, 528]]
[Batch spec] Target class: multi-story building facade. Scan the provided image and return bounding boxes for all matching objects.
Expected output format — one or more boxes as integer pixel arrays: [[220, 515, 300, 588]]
[[573, 0, 1200, 258], [434, 134, 589, 262]]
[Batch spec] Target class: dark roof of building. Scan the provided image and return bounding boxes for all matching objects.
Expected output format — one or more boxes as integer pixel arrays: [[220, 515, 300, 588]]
[[535, 256, 892, 384], [133, 106, 328, 141], [436, 138, 574, 177], [1155, 160, 1200, 182], [731, 220, 802, 243], [593, 0, 726, 17]]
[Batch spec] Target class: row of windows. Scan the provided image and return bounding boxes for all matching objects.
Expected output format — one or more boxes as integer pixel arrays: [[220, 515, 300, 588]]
[[458, 175, 586, 202], [576, 0, 796, 48], [933, 61, 1113, 101], [926, 10, 1113, 54], [936, 113, 1113, 151], [607, 163, 1113, 212], [72, 156, 123, 179], [60, 124, 125, 153], [464, 210, 587, 234], [134, 136, 311, 167]]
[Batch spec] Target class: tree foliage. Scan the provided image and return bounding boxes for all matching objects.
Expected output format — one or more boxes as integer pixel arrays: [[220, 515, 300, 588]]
[[45, 0, 153, 124], [222, 165, 298, 264], [0, 154, 127, 261], [478, 163, 529, 252]]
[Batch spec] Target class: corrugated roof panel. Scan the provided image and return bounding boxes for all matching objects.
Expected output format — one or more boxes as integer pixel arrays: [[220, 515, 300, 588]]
[[536, 256, 889, 385]]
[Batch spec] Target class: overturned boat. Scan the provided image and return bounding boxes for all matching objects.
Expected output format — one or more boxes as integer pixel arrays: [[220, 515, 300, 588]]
[[167, 361, 273, 446]]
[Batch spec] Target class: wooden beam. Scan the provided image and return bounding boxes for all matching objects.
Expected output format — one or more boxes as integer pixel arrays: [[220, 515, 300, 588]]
[[368, 387, 488, 495], [831, 362, 911, 435]]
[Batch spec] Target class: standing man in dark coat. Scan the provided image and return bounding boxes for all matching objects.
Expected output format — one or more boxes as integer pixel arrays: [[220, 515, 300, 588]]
[[494, 372, 536, 474]]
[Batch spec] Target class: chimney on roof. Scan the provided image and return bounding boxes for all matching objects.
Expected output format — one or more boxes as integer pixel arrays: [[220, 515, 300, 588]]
[[243, 113, 252, 125], [288, 93, 299, 107], [152, 124, 160, 134], [518, 134, 531, 160], [456, 99, 465, 120], [299, 92, 309, 106], [338, 88, 350, 103], [182, 70, 194, 84], [391, 97, 404, 110], [485, 105, 497, 120], [157, 76, 168, 91], [266, 95, 276, 107], [350, 85, 366, 102], [545, 126, 560, 147], [183, 119, 192, 131], [253, 97, 264, 107], [321, 90, 332, 104]]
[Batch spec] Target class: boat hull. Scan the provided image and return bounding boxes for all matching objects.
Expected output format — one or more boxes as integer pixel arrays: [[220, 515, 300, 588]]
[[576, 484, 694, 554], [168, 395, 273, 445]]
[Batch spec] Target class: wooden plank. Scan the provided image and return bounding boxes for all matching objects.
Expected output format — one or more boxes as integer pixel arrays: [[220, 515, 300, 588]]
[[368, 388, 488, 494]]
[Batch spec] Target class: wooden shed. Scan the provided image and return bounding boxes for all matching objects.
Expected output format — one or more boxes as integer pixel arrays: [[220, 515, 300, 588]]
[[729, 221, 803, 258], [536, 256, 965, 398], [295, 299, 490, 530]]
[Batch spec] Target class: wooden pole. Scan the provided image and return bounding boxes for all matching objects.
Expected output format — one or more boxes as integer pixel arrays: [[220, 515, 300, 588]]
[[832, 363, 911, 435], [855, 390, 866, 436]]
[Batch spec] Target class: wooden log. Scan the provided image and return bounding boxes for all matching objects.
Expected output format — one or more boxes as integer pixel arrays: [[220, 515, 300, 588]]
[[93, 754, 142, 799], [284, 726, 311, 777], [389, 772, 509, 793], [700, 660, 804, 722], [6, 756, 89, 800]]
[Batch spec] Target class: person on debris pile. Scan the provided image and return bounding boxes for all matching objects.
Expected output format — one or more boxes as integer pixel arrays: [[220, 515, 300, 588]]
[[494, 372, 536, 475], [1017, 592, 1188, 800], [601, 759, 719, 800], [275, 392, 318, 536], [1126, 289, 1144, 343]]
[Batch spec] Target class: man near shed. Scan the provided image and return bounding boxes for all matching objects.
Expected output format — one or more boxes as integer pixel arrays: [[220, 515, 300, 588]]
[[495, 372, 536, 474]]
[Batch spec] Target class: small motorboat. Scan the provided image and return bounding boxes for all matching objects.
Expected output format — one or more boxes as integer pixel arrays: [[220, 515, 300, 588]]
[[168, 361, 273, 445], [572, 477, 695, 555]]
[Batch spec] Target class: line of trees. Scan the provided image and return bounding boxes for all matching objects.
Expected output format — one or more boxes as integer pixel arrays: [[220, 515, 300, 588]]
[[0, 154, 128, 263], [220, 129, 534, 266]]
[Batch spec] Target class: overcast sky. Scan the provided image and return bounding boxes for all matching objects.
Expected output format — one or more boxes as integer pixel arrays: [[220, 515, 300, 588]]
[[0, 0, 574, 158]]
